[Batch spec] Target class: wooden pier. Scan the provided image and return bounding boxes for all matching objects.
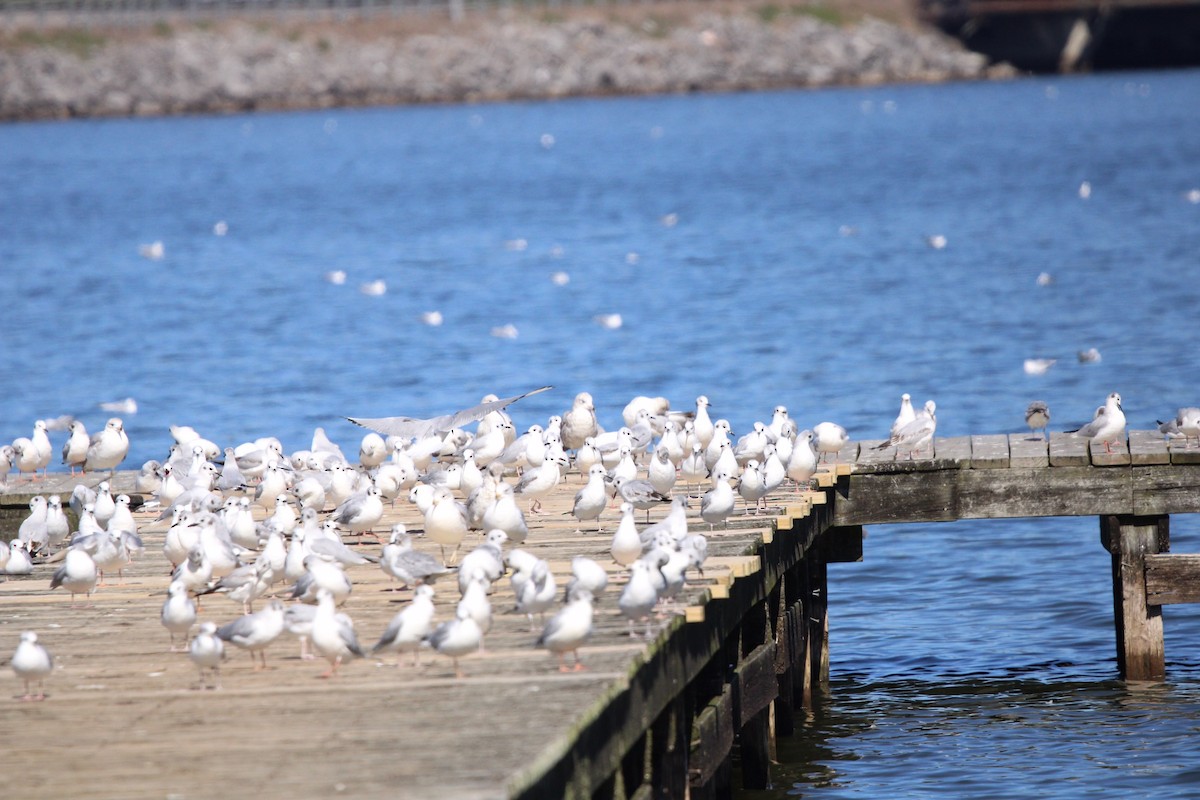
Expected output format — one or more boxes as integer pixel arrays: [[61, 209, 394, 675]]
[[2, 429, 1199, 797]]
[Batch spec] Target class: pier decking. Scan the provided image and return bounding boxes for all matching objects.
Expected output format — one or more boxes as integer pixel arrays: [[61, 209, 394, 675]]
[[2, 429, 1199, 798]]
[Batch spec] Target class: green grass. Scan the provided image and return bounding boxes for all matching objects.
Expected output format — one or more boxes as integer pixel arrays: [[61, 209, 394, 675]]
[[757, 2, 845, 26], [11, 28, 106, 58]]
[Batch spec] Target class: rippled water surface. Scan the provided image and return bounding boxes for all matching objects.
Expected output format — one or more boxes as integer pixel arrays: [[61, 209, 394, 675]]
[[3, 68, 1200, 796]]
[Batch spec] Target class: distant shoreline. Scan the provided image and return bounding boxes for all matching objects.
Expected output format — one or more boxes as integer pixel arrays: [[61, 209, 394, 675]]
[[0, 3, 1017, 121]]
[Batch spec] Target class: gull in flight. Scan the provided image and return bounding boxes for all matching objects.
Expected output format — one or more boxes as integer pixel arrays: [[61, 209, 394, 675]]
[[347, 386, 552, 441]]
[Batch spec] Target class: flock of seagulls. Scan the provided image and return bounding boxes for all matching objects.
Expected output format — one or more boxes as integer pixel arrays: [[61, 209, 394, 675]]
[[5, 387, 1197, 698]]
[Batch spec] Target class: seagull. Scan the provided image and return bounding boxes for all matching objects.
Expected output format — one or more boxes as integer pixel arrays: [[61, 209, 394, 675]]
[[571, 464, 608, 533], [61, 420, 89, 475], [1023, 358, 1057, 376], [877, 400, 937, 459], [700, 471, 735, 530], [1158, 407, 1200, 448], [372, 584, 436, 667], [516, 559, 558, 632], [563, 557, 606, 601], [161, 581, 198, 651], [1025, 401, 1051, 440], [49, 548, 98, 608], [612, 476, 670, 522], [380, 525, 452, 589], [561, 392, 598, 451], [786, 430, 818, 489], [11, 632, 54, 701], [1068, 392, 1126, 453], [311, 589, 365, 678], [609, 502, 643, 569], [347, 386, 553, 442], [514, 451, 566, 514], [426, 608, 483, 679], [813, 422, 849, 462], [891, 393, 915, 437], [424, 488, 470, 565], [215, 599, 286, 670], [188, 622, 225, 690], [693, 395, 715, 449], [5, 541, 34, 575], [329, 486, 384, 538], [618, 560, 660, 638], [537, 589, 595, 672], [84, 418, 130, 475]]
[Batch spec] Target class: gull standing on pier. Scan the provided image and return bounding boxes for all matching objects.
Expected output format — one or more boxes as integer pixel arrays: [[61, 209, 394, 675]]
[[427, 607, 483, 679], [610, 502, 643, 569], [1025, 401, 1050, 440], [61, 420, 89, 475], [1157, 407, 1200, 448], [562, 392, 598, 451], [311, 589, 365, 678], [700, 470, 735, 530], [537, 589, 595, 672], [813, 422, 849, 462], [11, 631, 54, 701], [1068, 392, 1125, 453], [572, 464, 608, 533], [161, 581, 197, 651], [424, 488, 470, 565], [891, 393, 916, 437], [49, 548, 98, 607], [84, 418, 130, 475], [693, 396, 715, 449], [786, 429, 818, 490], [876, 400, 937, 459], [216, 599, 286, 670], [373, 584, 436, 667], [618, 560, 660, 638], [188, 622, 225, 690]]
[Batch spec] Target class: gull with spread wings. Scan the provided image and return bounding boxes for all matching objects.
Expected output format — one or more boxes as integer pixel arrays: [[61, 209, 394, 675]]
[[347, 386, 554, 441]]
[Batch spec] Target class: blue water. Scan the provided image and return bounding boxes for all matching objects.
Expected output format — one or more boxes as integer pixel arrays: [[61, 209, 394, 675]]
[[4, 69, 1200, 796]]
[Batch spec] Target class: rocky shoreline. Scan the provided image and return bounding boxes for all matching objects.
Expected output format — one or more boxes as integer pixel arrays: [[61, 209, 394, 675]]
[[0, 6, 1017, 121]]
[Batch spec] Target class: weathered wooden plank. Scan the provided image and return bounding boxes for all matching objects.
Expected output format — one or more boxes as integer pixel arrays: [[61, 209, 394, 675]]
[[932, 436, 971, 468], [1008, 433, 1049, 469], [1168, 437, 1200, 465], [734, 642, 778, 728], [834, 466, 1142, 525], [1091, 435, 1131, 467], [833, 440, 860, 465], [970, 434, 1010, 469], [1128, 429, 1170, 466], [1131, 465, 1200, 516], [1144, 554, 1200, 605], [1049, 431, 1090, 466], [688, 686, 735, 787], [854, 439, 895, 469]]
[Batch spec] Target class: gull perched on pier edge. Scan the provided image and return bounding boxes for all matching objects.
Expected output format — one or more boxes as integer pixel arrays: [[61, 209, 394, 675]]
[[1067, 392, 1125, 454]]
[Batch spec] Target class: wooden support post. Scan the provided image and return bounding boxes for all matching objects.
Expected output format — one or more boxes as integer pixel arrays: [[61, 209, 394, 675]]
[[621, 732, 648, 800], [739, 706, 772, 791], [808, 551, 830, 696], [651, 694, 690, 799], [1101, 514, 1168, 680], [772, 579, 796, 738]]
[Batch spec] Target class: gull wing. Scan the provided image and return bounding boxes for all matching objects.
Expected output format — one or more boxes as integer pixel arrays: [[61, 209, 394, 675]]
[[347, 386, 553, 440]]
